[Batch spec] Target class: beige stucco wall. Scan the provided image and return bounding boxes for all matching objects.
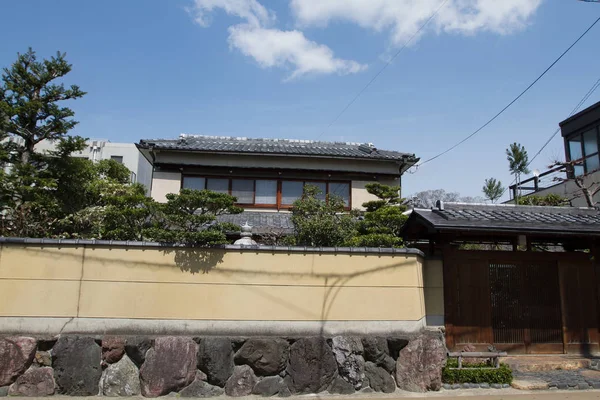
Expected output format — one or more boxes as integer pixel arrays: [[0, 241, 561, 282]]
[[423, 258, 444, 326], [151, 171, 181, 202], [352, 179, 400, 209], [0, 244, 427, 327]]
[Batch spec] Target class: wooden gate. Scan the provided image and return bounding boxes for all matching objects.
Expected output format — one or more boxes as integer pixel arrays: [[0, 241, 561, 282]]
[[444, 250, 600, 354]]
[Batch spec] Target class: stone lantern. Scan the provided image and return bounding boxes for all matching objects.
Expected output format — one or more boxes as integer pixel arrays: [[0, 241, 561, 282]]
[[234, 222, 257, 245]]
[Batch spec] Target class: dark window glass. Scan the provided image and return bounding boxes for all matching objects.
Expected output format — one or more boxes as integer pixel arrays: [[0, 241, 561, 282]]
[[110, 155, 123, 164], [182, 177, 206, 190], [569, 137, 583, 161], [583, 129, 598, 156], [281, 181, 303, 205], [232, 179, 254, 204], [329, 182, 350, 206], [305, 181, 327, 201], [586, 154, 600, 173], [206, 178, 229, 194], [255, 180, 277, 204]]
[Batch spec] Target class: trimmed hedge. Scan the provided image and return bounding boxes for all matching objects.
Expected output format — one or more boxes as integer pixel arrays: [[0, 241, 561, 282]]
[[442, 359, 513, 384]]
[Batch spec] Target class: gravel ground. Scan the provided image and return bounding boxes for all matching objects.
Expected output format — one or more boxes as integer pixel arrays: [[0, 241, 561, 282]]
[[514, 369, 600, 390]]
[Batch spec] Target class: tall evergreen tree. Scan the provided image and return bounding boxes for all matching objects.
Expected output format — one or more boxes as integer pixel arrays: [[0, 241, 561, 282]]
[[0, 48, 85, 164], [506, 142, 530, 203]]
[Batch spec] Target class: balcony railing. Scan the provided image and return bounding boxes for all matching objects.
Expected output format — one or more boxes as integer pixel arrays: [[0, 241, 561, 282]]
[[508, 166, 566, 201]]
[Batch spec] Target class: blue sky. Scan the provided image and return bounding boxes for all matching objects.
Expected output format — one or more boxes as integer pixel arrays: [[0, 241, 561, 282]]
[[2, 0, 600, 200]]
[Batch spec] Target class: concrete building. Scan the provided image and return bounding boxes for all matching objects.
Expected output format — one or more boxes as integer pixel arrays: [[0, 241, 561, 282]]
[[510, 100, 600, 207], [35, 138, 152, 194], [137, 134, 419, 232]]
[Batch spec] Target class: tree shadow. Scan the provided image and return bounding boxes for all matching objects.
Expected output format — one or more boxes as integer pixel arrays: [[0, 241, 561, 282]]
[[160, 247, 225, 274]]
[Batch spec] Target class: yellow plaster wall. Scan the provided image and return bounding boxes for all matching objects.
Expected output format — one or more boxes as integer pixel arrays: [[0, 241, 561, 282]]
[[423, 258, 444, 319], [0, 244, 426, 322]]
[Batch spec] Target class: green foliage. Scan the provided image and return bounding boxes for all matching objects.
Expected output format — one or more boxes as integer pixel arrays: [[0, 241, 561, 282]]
[[0, 48, 86, 164], [482, 178, 504, 203], [506, 143, 530, 177], [147, 189, 243, 246], [288, 185, 356, 247], [442, 359, 513, 384], [517, 193, 569, 206], [351, 183, 406, 247]]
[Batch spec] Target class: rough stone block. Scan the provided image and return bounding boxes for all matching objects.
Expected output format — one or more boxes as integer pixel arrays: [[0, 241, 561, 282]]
[[100, 355, 141, 396], [234, 338, 289, 376], [53, 336, 102, 396], [331, 336, 365, 389], [102, 337, 126, 365], [225, 365, 258, 397], [8, 367, 55, 397], [0, 337, 37, 387], [286, 337, 337, 394], [197, 337, 234, 387], [364, 362, 395, 393], [395, 333, 446, 392], [139, 337, 197, 397]]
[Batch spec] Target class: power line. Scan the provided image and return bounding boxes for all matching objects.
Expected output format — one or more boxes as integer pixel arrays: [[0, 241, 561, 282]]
[[500, 75, 600, 200], [417, 15, 600, 167], [315, 0, 450, 140], [528, 77, 600, 166]]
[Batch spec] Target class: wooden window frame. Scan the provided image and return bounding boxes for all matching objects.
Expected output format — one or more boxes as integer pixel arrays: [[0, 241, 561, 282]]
[[181, 175, 352, 210]]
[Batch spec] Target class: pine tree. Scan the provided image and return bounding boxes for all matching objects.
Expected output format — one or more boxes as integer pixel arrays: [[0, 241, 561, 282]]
[[482, 178, 505, 203], [506, 143, 530, 203], [0, 48, 86, 164]]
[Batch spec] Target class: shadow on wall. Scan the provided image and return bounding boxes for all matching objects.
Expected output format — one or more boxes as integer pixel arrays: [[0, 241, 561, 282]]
[[160, 247, 225, 274]]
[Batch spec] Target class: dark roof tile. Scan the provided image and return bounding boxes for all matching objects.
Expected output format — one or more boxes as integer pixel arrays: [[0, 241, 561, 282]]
[[138, 135, 417, 163], [403, 202, 600, 236]]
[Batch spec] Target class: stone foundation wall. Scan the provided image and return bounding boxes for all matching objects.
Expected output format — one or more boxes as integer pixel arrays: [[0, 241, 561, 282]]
[[0, 331, 446, 397]]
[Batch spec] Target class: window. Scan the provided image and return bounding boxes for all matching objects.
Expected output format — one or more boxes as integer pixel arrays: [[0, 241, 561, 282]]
[[206, 178, 229, 194], [110, 155, 123, 164], [567, 125, 600, 176], [281, 181, 304, 205], [182, 177, 206, 190], [305, 181, 327, 201], [255, 180, 277, 204], [329, 182, 350, 206], [231, 179, 254, 204], [181, 176, 351, 209]]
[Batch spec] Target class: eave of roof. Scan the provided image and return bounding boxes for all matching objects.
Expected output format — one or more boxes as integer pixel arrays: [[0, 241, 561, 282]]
[[137, 135, 419, 167], [401, 203, 600, 238]]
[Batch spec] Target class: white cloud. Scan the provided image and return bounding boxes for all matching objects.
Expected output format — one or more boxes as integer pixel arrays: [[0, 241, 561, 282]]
[[188, 0, 274, 28], [188, 0, 367, 80], [290, 0, 543, 45], [228, 25, 367, 80]]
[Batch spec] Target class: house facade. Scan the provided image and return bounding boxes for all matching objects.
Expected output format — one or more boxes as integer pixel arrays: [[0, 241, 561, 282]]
[[137, 135, 418, 230], [511, 100, 600, 206]]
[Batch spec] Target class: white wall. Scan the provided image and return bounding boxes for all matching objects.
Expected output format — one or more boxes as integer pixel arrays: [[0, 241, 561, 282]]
[[34, 139, 152, 195]]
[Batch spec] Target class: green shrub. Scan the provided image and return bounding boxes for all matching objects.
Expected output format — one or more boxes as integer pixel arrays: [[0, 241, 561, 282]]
[[442, 359, 513, 384]]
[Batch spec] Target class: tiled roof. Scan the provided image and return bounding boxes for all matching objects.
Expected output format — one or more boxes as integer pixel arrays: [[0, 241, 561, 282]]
[[138, 135, 418, 163], [217, 211, 294, 234], [403, 202, 600, 236]]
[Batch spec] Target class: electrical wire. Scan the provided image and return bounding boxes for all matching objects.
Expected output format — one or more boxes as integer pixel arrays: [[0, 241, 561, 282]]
[[499, 76, 600, 199], [417, 15, 600, 167], [315, 0, 450, 140]]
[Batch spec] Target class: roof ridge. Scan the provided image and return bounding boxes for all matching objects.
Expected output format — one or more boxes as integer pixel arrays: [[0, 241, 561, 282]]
[[178, 134, 365, 146]]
